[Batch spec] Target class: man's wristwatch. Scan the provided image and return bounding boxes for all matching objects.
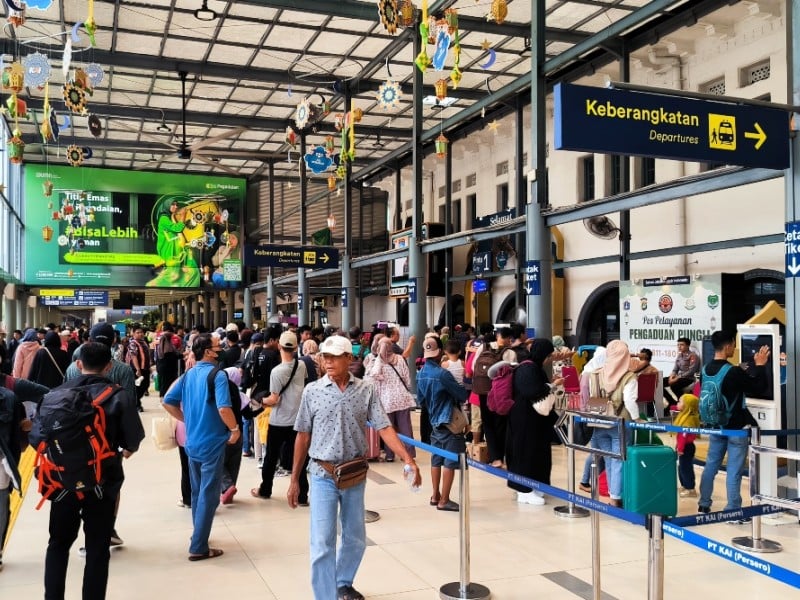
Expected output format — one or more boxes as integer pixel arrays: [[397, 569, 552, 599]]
[[229, 426, 240, 432]]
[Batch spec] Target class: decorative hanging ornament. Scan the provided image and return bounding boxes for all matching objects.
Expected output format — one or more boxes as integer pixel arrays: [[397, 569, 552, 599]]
[[434, 78, 448, 101], [22, 52, 50, 88], [8, 128, 24, 164], [7, 1, 25, 27], [85, 63, 104, 88], [399, 0, 416, 27], [376, 79, 402, 110], [435, 133, 449, 158], [414, 49, 430, 73], [295, 97, 312, 129], [84, 0, 97, 46], [490, 0, 508, 25], [87, 114, 102, 137], [427, 15, 437, 44], [1, 62, 25, 94], [444, 8, 458, 34], [66, 144, 84, 167], [43, 180, 54, 197], [285, 126, 297, 148], [378, 0, 399, 35], [63, 82, 88, 114], [334, 113, 344, 132], [5, 95, 27, 119], [324, 135, 335, 156], [327, 175, 337, 191]]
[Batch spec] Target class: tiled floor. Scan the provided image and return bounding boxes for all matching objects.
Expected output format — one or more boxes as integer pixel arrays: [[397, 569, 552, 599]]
[[2, 400, 799, 599]]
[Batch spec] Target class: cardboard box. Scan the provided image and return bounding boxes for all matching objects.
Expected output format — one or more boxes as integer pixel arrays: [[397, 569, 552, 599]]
[[467, 442, 488, 463]]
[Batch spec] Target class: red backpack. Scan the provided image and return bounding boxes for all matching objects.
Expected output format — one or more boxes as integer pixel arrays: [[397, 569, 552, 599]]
[[487, 360, 531, 415]]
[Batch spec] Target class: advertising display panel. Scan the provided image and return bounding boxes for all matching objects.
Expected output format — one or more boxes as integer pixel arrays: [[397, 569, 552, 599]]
[[24, 165, 245, 289], [619, 274, 722, 375]]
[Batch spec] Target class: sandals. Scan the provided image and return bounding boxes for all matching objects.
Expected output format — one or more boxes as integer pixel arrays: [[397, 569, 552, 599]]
[[429, 496, 441, 506], [188, 548, 224, 561], [337, 585, 365, 600], [437, 500, 460, 512]]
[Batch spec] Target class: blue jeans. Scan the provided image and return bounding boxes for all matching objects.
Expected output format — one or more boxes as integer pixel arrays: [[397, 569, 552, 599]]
[[309, 473, 366, 599], [242, 417, 253, 454], [591, 427, 627, 500], [188, 446, 226, 555], [699, 433, 749, 510], [581, 453, 605, 486]]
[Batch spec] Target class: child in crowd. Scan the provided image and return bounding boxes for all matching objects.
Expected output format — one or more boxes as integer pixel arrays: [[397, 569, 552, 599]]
[[440, 340, 465, 388], [673, 393, 700, 498]]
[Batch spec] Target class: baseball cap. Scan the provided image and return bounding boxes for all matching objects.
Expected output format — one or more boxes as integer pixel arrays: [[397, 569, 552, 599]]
[[251, 332, 264, 343], [89, 322, 115, 346], [423, 336, 443, 359], [225, 322, 239, 333], [319, 336, 352, 356], [279, 331, 298, 350]]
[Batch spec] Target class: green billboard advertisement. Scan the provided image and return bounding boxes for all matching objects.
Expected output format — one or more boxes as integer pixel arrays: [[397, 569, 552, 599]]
[[24, 165, 246, 289]]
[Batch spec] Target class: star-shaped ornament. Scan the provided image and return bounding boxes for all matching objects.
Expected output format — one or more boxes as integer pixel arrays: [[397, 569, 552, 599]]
[[488, 120, 499, 134], [480, 39, 491, 51]]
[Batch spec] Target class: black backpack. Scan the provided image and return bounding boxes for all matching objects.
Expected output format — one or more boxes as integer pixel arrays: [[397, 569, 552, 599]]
[[207, 367, 243, 426], [348, 344, 369, 378], [32, 383, 119, 509]]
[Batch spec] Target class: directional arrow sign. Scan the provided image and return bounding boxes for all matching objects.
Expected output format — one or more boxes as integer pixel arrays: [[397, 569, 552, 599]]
[[554, 83, 789, 170], [525, 260, 541, 296], [744, 122, 766, 150], [244, 244, 340, 269], [785, 221, 800, 278]]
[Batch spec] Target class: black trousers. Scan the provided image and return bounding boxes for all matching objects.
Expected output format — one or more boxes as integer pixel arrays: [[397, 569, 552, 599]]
[[45, 488, 118, 600], [178, 445, 192, 506], [478, 394, 507, 464], [258, 425, 308, 503]]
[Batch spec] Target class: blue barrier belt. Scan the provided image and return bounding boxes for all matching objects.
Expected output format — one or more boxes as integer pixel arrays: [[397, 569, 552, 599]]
[[760, 428, 800, 436], [669, 504, 788, 527], [397, 433, 646, 527], [573, 417, 751, 438], [663, 521, 800, 590]]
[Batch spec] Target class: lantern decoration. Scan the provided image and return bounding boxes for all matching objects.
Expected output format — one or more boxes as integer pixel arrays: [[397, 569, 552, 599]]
[[8, 129, 24, 164], [327, 175, 337, 191], [5, 95, 27, 119], [42, 225, 54, 242], [490, 0, 508, 25], [352, 107, 363, 123], [327, 213, 336, 230], [319, 97, 331, 119], [427, 15, 437, 45], [434, 78, 448, 101], [324, 135, 335, 156], [7, 1, 26, 28], [285, 125, 297, 148], [334, 113, 344, 132], [66, 144, 84, 167], [2, 62, 25, 94], [444, 8, 458, 34], [377, 79, 402, 110], [399, 0, 415, 27], [43, 180, 54, 197], [22, 52, 51, 88], [435, 133, 449, 158], [378, 0, 399, 35]]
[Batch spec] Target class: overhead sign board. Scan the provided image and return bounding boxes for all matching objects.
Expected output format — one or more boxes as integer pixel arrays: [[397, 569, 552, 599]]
[[40, 290, 109, 307], [243, 244, 339, 269], [554, 83, 789, 170], [786, 221, 800, 277], [525, 260, 541, 296]]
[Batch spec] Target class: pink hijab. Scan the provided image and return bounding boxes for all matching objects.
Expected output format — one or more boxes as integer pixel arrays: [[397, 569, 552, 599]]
[[378, 337, 397, 365], [599, 339, 634, 394]]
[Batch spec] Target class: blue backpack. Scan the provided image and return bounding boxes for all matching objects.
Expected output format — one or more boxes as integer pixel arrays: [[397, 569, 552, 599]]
[[699, 363, 734, 427]]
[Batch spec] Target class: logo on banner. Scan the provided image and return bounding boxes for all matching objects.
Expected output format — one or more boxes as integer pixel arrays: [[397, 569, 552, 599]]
[[707, 294, 720, 309], [658, 295, 673, 313], [640, 297, 648, 311]]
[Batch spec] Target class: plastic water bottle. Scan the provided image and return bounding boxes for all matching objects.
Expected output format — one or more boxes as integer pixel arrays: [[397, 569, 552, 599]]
[[403, 464, 420, 493]]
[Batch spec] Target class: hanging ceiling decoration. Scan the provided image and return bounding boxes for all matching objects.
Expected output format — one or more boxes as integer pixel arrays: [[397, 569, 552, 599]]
[[377, 79, 402, 110], [490, 0, 508, 25], [399, 0, 416, 27], [22, 52, 50, 88], [378, 0, 399, 34]]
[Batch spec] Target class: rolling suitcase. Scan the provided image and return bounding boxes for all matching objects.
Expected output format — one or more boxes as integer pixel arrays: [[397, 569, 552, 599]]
[[623, 432, 677, 516]]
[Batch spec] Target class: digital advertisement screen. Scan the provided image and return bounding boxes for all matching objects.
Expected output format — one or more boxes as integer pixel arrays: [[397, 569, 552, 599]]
[[24, 165, 246, 289]]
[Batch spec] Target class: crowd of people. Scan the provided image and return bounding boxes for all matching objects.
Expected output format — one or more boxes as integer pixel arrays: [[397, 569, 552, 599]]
[[0, 317, 768, 599]]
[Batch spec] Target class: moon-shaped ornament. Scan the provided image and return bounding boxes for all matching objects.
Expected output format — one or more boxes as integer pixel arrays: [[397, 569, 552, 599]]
[[479, 49, 497, 70], [71, 21, 81, 42]]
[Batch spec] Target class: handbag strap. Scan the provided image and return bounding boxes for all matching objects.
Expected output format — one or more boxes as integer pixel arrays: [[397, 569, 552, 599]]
[[387, 362, 410, 392], [278, 359, 300, 397], [44, 348, 65, 380]]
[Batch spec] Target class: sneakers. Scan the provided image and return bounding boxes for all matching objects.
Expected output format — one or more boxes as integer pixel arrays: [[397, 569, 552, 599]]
[[109, 531, 124, 547], [257, 460, 263, 469], [177, 499, 191, 508], [698, 505, 711, 514], [274, 467, 291, 478], [220, 486, 237, 505], [517, 491, 546, 505], [337, 585, 365, 600], [679, 488, 697, 498]]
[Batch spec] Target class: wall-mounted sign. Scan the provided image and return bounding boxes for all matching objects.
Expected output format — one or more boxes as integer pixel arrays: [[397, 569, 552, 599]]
[[389, 286, 408, 298], [244, 244, 339, 269], [341, 287, 348, 308], [408, 278, 417, 304], [472, 279, 489, 293], [472, 251, 491, 273], [524, 260, 541, 296], [298, 292, 304, 311]]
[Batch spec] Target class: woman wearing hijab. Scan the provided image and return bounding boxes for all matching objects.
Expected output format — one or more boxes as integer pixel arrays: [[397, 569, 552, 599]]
[[588, 339, 640, 507], [12, 329, 42, 380], [300, 339, 320, 383], [29, 331, 70, 389], [362, 333, 385, 374], [364, 337, 416, 462], [505, 339, 562, 505], [577, 346, 607, 493]]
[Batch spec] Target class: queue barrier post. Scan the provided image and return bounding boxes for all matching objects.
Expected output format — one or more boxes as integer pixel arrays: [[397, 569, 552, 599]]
[[590, 462, 601, 600], [647, 514, 664, 600], [554, 412, 590, 519], [439, 452, 491, 600], [732, 427, 782, 553]]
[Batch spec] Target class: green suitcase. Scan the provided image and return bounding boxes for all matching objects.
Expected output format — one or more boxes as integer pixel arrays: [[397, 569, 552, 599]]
[[623, 437, 677, 516]]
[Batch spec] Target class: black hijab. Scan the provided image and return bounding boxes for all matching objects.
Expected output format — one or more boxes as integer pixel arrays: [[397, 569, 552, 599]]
[[528, 338, 555, 366]]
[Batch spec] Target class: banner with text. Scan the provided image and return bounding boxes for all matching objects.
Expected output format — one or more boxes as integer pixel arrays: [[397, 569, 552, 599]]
[[620, 274, 722, 374], [24, 165, 245, 289]]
